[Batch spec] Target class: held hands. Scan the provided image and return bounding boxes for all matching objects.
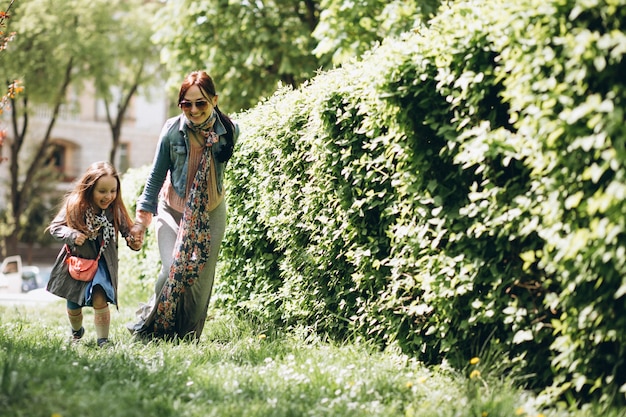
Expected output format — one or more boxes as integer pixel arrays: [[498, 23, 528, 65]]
[[127, 223, 146, 251], [75, 227, 144, 251]]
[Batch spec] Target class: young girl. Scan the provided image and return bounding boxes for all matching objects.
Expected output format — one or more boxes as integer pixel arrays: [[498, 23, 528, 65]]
[[47, 161, 142, 347]]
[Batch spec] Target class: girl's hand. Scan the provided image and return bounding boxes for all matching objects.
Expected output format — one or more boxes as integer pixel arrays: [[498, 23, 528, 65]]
[[74, 233, 87, 246], [126, 228, 144, 251], [129, 224, 145, 246], [130, 223, 146, 240]]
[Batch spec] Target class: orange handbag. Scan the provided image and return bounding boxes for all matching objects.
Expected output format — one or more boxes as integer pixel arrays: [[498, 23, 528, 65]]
[[65, 241, 103, 282]]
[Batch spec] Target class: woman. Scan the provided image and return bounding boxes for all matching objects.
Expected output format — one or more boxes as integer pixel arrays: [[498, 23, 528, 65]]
[[47, 161, 141, 348], [128, 70, 239, 340]]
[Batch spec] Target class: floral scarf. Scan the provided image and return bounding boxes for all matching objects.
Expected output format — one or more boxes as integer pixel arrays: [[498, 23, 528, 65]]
[[185, 111, 218, 140], [139, 130, 218, 338]]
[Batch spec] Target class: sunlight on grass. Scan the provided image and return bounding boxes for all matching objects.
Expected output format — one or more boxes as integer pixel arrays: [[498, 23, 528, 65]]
[[0, 303, 619, 417]]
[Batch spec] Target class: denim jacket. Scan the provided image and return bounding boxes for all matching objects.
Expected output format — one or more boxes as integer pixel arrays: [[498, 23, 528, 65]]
[[137, 113, 239, 215]]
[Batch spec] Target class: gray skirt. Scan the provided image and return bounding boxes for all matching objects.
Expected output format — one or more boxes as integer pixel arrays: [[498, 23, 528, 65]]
[[127, 199, 226, 339]]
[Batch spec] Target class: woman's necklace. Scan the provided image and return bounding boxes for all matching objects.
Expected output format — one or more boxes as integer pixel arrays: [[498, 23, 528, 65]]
[[189, 127, 219, 148], [190, 130, 205, 147]]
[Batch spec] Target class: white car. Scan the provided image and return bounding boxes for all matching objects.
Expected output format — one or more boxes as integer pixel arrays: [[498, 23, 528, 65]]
[[0, 256, 48, 293]]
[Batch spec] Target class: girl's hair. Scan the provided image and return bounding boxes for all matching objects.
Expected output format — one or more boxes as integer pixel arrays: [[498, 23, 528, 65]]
[[61, 161, 133, 234], [178, 70, 235, 144]]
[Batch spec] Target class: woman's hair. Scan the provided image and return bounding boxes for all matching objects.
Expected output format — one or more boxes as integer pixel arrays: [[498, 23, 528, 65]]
[[178, 70, 217, 104], [61, 161, 133, 234], [178, 70, 235, 148]]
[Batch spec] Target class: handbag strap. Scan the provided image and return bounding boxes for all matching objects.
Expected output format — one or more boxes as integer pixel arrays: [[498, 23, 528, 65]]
[[65, 239, 105, 259]]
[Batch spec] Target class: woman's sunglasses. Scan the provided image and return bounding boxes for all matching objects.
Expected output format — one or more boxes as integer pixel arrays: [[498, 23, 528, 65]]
[[179, 100, 210, 111]]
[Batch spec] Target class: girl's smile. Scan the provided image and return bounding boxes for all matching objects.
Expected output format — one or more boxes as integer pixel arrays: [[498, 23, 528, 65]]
[[92, 175, 118, 210]]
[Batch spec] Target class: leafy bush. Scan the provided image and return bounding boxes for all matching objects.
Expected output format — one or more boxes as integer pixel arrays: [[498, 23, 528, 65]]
[[119, 165, 160, 306], [124, 0, 626, 408]]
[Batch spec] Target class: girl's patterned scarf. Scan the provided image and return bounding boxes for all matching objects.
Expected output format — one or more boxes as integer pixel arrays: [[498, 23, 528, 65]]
[[85, 208, 113, 254], [139, 130, 219, 339]]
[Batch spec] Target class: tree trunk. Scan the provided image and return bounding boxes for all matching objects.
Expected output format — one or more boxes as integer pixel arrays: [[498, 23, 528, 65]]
[[106, 64, 142, 165], [5, 57, 74, 258], [4, 232, 18, 257]]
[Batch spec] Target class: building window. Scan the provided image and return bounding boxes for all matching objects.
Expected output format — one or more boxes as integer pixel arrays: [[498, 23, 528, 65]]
[[48, 144, 65, 172], [47, 142, 77, 182]]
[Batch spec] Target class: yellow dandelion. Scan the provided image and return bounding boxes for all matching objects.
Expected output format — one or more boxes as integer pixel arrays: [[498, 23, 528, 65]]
[[482, 412, 488, 417], [515, 407, 525, 415], [470, 357, 480, 365], [405, 381, 413, 388], [51, 414, 63, 417], [258, 334, 267, 340], [469, 369, 481, 379]]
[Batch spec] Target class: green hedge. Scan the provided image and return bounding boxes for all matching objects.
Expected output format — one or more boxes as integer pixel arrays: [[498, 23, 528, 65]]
[[123, 0, 626, 408], [119, 165, 161, 306]]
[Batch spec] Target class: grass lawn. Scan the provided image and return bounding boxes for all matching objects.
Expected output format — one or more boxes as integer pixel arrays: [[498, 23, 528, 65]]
[[0, 299, 621, 417]]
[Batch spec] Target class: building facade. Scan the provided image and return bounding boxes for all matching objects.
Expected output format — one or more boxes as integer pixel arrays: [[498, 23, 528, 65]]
[[0, 83, 169, 208]]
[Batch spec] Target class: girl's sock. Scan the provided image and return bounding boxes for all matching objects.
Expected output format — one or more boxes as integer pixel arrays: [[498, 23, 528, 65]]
[[67, 308, 83, 332], [93, 305, 110, 340]]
